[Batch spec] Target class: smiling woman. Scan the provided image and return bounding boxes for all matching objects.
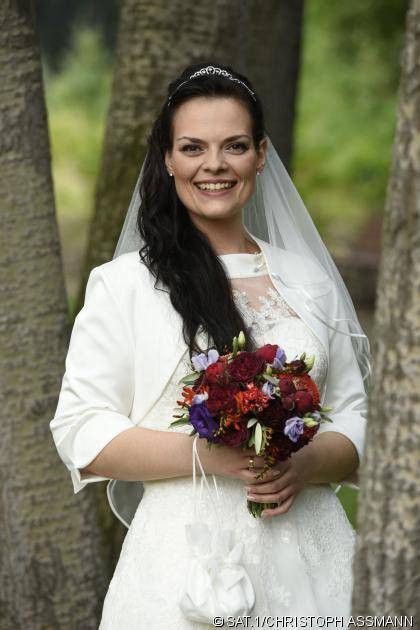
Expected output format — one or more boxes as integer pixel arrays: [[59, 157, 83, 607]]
[[165, 101, 266, 230], [50, 61, 369, 629]]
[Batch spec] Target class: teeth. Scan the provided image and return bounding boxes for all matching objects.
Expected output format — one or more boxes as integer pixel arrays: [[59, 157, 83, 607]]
[[196, 182, 235, 191]]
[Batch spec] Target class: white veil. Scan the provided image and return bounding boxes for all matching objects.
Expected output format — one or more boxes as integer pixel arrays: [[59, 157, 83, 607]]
[[113, 136, 373, 389]]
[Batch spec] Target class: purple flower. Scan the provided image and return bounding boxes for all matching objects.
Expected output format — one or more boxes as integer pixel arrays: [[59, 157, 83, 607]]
[[192, 348, 219, 372], [284, 416, 304, 443], [261, 382, 275, 399], [192, 391, 208, 405], [189, 402, 219, 442], [273, 347, 286, 370]]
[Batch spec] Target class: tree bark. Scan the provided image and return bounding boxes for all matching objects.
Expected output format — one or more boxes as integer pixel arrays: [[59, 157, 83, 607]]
[[77, 0, 304, 311], [351, 0, 420, 617], [0, 2, 109, 627]]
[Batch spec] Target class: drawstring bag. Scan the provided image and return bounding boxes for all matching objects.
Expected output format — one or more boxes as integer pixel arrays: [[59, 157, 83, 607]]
[[178, 435, 256, 624]]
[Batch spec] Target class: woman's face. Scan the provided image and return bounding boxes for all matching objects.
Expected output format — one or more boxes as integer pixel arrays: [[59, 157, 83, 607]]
[[165, 97, 266, 227]]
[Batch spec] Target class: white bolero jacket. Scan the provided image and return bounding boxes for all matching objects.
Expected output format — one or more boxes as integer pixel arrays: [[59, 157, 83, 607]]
[[50, 234, 367, 525]]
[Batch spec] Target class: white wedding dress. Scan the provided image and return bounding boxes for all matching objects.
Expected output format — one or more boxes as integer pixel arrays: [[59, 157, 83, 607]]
[[99, 252, 356, 629]]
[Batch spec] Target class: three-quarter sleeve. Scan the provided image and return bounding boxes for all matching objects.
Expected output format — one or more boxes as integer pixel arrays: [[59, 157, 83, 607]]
[[50, 265, 136, 493], [315, 281, 368, 490]]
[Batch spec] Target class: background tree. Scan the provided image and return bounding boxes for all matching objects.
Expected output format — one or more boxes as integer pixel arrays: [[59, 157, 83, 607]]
[[0, 2, 108, 627], [352, 0, 420, 617], [76, 0, 304, 310]]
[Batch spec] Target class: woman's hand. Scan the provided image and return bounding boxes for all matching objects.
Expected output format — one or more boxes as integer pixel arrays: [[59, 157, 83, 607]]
[[244, 450, 312, 518], [196, 438, 312, 517], [197, 437, 269, 482]]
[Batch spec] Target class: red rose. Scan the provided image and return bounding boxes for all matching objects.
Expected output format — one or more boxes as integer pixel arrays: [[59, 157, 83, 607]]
[[277, 374, 296, 397], [303, 425, 318, 440], [255, 344, 278, 363], [292, 374, 320, 406], [259, 398, 286, 430], [293, 390, 314, 414], [281, 395, 295, 411], [206, 384, 240, 415], [205, 362, 228, 384], [219, 423, 249, 447], [228, 352, 265, 382]]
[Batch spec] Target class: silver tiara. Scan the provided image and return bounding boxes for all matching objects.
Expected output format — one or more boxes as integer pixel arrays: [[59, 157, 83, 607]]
[[167, 65, 256, 104]]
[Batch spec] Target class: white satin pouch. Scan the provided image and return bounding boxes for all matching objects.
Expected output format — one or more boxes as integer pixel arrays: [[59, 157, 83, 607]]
[[178, 435, 256, 624]]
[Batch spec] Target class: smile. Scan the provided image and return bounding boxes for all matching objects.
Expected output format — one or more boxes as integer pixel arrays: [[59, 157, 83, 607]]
[[194, 181, 237, 194]]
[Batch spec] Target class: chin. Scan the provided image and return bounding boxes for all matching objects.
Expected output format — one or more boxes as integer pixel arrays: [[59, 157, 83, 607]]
[[192, 206, 241, 223]]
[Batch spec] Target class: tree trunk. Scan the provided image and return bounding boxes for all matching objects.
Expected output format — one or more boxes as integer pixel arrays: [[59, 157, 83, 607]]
[[0, 2, 109, 627], [351, 0, 420, 617], [77, 0, 304, 310]]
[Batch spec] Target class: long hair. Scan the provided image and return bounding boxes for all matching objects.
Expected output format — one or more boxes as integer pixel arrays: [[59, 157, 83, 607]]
[[137, 62, 266, 359]]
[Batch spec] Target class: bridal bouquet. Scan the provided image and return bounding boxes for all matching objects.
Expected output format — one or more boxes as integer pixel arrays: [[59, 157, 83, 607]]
[[169, 331, 333, 518]]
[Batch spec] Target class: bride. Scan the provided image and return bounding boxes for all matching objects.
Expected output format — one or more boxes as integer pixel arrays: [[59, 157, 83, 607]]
[[50, 63, 372, 628]]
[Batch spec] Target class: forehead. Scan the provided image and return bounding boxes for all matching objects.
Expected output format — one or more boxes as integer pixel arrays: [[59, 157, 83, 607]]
[[172, 97, 252, 139]]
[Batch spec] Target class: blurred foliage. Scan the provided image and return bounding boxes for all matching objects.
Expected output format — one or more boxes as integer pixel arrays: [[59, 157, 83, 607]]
[[40, 1, 406, 288], [42, 28, 113, 297], [292, 1, 407, 254], [35, 0, 118, 72]]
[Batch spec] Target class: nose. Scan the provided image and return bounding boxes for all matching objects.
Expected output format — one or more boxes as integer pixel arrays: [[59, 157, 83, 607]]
[[203, 147, 228, 172]]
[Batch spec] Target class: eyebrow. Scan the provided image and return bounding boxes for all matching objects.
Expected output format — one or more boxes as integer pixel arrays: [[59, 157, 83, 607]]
[[175, 134, 251, 142]]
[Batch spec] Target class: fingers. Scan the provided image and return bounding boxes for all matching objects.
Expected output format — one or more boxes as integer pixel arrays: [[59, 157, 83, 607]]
[[261, 493, 296, 518]]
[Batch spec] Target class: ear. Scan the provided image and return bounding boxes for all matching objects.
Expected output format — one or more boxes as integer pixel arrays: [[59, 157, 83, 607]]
[[256, 136, 268, 172], [164, 150, 173, 174]]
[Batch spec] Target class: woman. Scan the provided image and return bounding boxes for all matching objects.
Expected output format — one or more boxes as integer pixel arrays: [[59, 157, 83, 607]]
[[50, 62, 371, 628]]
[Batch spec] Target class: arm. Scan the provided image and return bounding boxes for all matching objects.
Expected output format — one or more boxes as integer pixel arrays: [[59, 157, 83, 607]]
[[309, 280, 368, 489], [50, 264, 254, 490]]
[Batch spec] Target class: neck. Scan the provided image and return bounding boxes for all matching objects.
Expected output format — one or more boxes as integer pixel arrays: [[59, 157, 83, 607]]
[[188, 212, 260, 255]]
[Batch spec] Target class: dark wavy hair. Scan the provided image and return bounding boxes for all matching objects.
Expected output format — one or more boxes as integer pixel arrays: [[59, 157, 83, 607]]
[[137, 62, 267, 359]]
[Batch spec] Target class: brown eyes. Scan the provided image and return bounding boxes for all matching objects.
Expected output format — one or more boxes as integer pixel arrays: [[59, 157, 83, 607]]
[[181, 143, 248, 154]]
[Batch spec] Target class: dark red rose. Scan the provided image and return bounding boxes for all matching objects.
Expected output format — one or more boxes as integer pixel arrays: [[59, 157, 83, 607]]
[[206, 384, 240, 415], [303, 425, 318, 440], [219, 423, 250, 447], [255, 344, 278, 363], [227, 352, 265, 382], [205, 362, 228, 384], [281, 395, 295, 411], [259, 398, 286, 430], [277, 374, 296, 397], [293, 390, 314, 414]]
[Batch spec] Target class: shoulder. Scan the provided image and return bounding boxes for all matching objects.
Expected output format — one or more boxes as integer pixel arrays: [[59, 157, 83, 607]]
[[86, 251, 155, 306], [260, 240, 331, 285], [91, 251, 150, 286]]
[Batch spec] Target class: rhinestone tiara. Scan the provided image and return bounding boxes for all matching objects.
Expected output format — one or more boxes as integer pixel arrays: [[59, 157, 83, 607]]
[[167, 65, 256, 104]]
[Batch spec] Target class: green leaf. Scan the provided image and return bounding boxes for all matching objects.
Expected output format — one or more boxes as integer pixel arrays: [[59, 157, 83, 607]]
[[179, 372, 200, 385], [321, 415, 333, 423], [170, 418, 190, 427], [255, 422, 263, 455], [247, 417, 258, 428], [262, 373, 279, 385]]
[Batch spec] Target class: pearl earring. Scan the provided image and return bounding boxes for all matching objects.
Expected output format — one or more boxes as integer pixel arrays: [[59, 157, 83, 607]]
[[168, 171, 173, 177]]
